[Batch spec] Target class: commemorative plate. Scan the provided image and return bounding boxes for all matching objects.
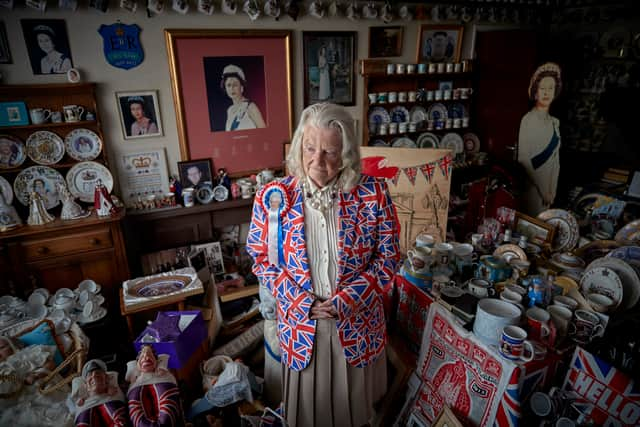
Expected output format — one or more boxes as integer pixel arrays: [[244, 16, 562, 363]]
[[537, 209, 580, 252], [390, 106, 410, 123], [440, 132, 464, 154], [409, 106, 428, 124], [0, 135, 27, 169], [368, 107, 391, 127], [463, 133, 481, 153], [26, 131, 65, 165], [494, 243, 527, 263], [0, 175, 12, 204], [615, 219, 640, 244], [580, 266, 623, 310], [391, 137, 417, 148], [416, 132, 439, 148], [66, 161, 114, 203], [13, 166, 65, 209], [370, 139, 390, 147], [448, 102, 466, 119], [607, 246, 640, 271], [427, 103, 448, 121], [64, 128, 103, 161], [127, 275, 191, 298], [587, 257, 640, 310]]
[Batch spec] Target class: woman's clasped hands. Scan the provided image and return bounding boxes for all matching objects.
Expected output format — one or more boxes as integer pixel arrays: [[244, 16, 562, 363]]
[[310, 298, 337, 319]]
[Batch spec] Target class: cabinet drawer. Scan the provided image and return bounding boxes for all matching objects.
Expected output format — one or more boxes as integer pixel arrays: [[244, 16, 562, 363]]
[[22, 227, 113, 261]]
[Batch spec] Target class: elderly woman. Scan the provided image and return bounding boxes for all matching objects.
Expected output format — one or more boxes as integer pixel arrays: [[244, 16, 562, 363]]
[[518, 62, 562, 215], [246, 103, 400, 427], [221, 64, 266, 131]]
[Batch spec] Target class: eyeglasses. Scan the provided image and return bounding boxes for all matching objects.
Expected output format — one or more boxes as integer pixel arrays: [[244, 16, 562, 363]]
[[302, 144, 339, 160]]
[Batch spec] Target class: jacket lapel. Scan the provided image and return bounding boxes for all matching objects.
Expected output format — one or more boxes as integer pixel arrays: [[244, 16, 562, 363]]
[[283, 180, 312, 292], [337, 188, 358, 286]]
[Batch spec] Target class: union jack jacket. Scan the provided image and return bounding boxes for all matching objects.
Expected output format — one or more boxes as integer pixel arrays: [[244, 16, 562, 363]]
[[246, 174, 400, 371]]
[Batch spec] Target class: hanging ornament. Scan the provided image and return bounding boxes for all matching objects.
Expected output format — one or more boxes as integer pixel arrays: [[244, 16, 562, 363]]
[[58, 183, 90, 221], [147, 0, 165, 14], [0, 190, 22, 231], [222, 0, 237, 14], [197, 0, 214, 14], [172, 0, 189, 14], [243, 0, 261, 20], [94, 179, 117, 217], [28, 192, 54, 226], [284, 0, 299, 20], [264, 0, 281, 19], [98, 23, 144, 70]]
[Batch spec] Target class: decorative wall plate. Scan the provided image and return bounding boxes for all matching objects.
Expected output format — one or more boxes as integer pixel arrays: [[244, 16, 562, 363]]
[[409, 106, 428, 123], [127, 275, 191, 298], [368, 107, 391, 127], [0, 135, 26, 169], [25, 131, 65, 165], [391, 137, 416, 148], [66, 161, 114, 203], [64, 128, 103, 161], [494, 243, 527, 263], [213, 185, 229, 202], [537, 209, 580, 252], [416, 132, 439, 148], [13, 166, 65, 209], [580, 266, 623, 310], [427, 103, 448, 121], [463, 133, 480, 153], [615, 219, 640, 244], [448, 102, 466, 119], [440, 133, 464, 154], [0, 175, 13, 204], [390, 106, 410, 123], [587, 257, 640, 310], [196, 185, 215, 204], [371, 139, 389, 147]]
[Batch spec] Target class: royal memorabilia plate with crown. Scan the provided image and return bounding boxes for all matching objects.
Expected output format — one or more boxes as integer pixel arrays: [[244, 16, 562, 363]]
[[0, 175, 13, 204], [66, 161, 113, 203], [587, 257, 640, 310], [26, 131, 65, 165], [0, 135, 26, 169], [64, 129, 102, 161], [580, 266, 623, 310], [13, 166, 65, 209], [538, 209, 580, 252]]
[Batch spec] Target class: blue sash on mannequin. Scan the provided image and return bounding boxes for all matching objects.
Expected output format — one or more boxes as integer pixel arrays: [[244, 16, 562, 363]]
[[531, 128, 559, 170]]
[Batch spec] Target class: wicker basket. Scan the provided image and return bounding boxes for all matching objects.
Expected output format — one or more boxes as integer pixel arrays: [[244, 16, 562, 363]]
[[38, 322, 88, 394], [0, 372, 23, 399]]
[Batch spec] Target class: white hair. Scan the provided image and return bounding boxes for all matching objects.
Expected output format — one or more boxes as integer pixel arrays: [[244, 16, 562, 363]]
[[286, 102, 361, 192]]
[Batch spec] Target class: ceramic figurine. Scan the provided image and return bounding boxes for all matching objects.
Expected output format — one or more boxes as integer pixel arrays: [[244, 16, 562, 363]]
[[243, 0, 261, 20], [94, 179, 117, 217], [0, 189, 22, 231], [264, 0, 281, 19], [71, 359, 130, 426], [58, 183, 90, 221], [125, 345, 183, 427], [285, 0, 299, 20], [217, 168, 231, 191], [221, 0, 237, 14], [27, 191, 55, 226]]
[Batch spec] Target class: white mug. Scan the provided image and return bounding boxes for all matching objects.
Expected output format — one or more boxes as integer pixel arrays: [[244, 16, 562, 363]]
[[416, 233, 435, 248], [407, 246, 432, 274], [436, 63, 445, 73], [368, 93, 377, 104], [468, 278, 496, 298], [434, 90, 443, 101], [29, 108, 51, 124]]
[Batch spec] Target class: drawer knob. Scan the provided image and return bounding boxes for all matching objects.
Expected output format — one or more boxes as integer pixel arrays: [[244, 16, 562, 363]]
[[36, 247, 49, 255], [90, 238, 101, 245]]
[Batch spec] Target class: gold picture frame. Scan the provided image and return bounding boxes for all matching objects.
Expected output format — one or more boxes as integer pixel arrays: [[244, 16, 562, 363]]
[[514, 211, 556, 247], [416, 24, 464, 63], [432, 406, 464, 427]]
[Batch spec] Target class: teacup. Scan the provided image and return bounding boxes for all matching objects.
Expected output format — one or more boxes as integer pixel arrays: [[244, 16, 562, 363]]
[[468, 278, 496, 298], [499, 325, 534, 362], [407, 246, 433, 274], [526, 307, 556, 345], [54, 294, 75, 312], [433, 242, 453, 266], [570, 309, 604, 344], [78, 279, 99, 294], [548, 304, 572, 338], [587, 293, 615, 313], [453, 243, 475, 275], [29, 108, 51, 125]]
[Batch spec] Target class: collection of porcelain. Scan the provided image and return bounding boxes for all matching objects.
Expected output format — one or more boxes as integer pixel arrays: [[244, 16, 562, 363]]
[[402, 207, 640, 363], [0, 280, 106, 350]]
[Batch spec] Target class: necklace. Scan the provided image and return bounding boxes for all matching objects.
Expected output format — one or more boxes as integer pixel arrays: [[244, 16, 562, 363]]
[[302, 179, 339, 212]]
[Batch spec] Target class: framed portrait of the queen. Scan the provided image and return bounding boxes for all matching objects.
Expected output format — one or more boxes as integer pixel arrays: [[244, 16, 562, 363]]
[[116, 90, 163, 140]]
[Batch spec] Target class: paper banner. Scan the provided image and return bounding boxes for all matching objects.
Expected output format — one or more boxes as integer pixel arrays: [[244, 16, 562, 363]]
[[391, 169, 402, 186], [438, 154, 453, 179], [420, 162, 436, 183], [403, 166, 417, 185]]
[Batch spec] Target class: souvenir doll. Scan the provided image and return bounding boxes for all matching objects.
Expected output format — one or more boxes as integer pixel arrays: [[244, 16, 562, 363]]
[[125, 345, 183, 427], [70, 359, 130, 427], [94, 179, 117, 217]]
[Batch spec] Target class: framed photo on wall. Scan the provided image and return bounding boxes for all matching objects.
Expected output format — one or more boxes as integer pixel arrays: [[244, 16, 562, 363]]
[[0, 22, 12, 64], [20, 19, 74, 74], [369, 26, 403, 58], [416, 24, 464, 64], [116, 90, 163, 140], [165, 29, 292, 175], [177, 158, 213, 189], [303, 31, 356, 107]]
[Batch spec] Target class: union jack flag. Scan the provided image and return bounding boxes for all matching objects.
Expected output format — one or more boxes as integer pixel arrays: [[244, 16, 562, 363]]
[[404, 166, 417, 185], [420, 162, 436, 182], [438, 154, 453, 179], [127, 382, 182, 427]]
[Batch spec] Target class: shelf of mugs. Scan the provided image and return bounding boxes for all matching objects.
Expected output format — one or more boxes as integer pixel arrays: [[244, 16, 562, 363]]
[[368, 98, 472, 109], [1, 119, 98, 131], [368, 123, 471, 140]]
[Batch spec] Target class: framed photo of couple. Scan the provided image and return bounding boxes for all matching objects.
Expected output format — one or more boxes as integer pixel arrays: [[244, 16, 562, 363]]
[[417, 24, 464, 64], [165, 29, 293, 175]]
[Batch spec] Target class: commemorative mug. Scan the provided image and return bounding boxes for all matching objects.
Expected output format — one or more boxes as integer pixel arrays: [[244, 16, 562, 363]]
[[426, 90, 435, 101], [406, 64, 416, 74], [434, 242, 453, 266], [408, 91, 417, 102], [388, 122, 398, 135], [395, 63, 406, 74], [398, 122, 408, 133], [526, 307, 556, 344], [432, 274, 455, 294], [569, 309, 604, 344], [407, 246, 433, 274], [445, 62, 454, 73], [416, 233, 435, 248], [454, 62, 462, 73], [386, 63, 395, 75], [51, 111, 63, 123], [368, 93, 377, 104], [377, 92, 388, 103], [388, 91, 398, 103], [409, 122, 417, 132], [443, 89, 452, 100], [398, 91, 407, 102], [182, 188, 195, 207], [552, 295, 578, 312], [460, 88, 474, 99], [63, 104, 84, 122], [500, 325, 534, 362], [462, 117, 470, 127], [586, 293, 615, 313], [434, 90, 443, 101], [378, 123, 388, 135], [428, 63, 437, 74], [417, 63, 427, 74], [547, 304, 572, 338], [468, 278, 496, 298], [445, 118, 453, 129], [436, 63, 445, 73], [440, 285, 464, 304], [453, 243, 475, 273], [29, 108, 51, 124], [453, 88, 462, 100], [453, 118, 462, 129]]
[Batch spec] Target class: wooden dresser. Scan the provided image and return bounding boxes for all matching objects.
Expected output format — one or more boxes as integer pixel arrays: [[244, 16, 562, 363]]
[[0, 211, 130, 305]]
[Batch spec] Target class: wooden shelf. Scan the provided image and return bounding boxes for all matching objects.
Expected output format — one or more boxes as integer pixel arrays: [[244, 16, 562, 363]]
[[0, 120, 98, 131], [126, 197, 254, 220], [364, 70, 474, 79], [367, 98, 472, 109], [219, 284, 259, 303]]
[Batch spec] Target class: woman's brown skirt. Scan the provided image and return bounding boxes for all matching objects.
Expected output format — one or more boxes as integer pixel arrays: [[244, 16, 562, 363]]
[[282, 319, 387, 427]]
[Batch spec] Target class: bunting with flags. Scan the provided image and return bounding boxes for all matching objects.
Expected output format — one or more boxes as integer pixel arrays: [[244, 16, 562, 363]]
[[404, 166, 417, 185], [420, 162, 436, 183], [438, 154, 453, 179]]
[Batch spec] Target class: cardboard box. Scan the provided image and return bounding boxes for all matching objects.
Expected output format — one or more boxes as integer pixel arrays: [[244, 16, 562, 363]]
[[562, 346, 639, 426], [134, 310, 207, 369]]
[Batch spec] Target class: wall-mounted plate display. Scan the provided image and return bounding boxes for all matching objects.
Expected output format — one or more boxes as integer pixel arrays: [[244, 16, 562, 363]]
[[66, 161, 113, 203], [0, 135, 27, 169], [13, 166, 65, 209]]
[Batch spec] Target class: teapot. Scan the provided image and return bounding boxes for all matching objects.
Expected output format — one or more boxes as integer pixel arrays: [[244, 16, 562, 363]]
[[256, 169, 275, 188]]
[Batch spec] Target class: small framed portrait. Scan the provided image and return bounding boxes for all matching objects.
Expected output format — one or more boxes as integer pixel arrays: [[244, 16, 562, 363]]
[[303, 31, 357, 107], [0, 101, 28, 127], [438, 81, 453, 91], [177, 158, 213, 189], [514, 212, 555, 247], [369, 26, 403, 58], [0, 21, 12, 64], [417, 24, 464, 64], [20, 19, 74, 75], [116, 90, 163, 140]]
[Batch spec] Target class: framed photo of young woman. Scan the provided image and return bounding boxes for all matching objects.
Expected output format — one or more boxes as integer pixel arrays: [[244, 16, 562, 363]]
[[165, 29, 293, 175], [303, 31, 356, 107], [416, 24, 463, 64], [21, 19, 74, 74], [116, 90, 163, 140]]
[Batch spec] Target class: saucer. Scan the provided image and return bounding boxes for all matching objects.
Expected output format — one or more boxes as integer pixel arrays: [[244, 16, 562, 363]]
[[78, 306, 107, 324]]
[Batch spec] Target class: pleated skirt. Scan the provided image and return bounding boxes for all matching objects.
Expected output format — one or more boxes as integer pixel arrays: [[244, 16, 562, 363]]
[[282, 319, 387, 427]]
